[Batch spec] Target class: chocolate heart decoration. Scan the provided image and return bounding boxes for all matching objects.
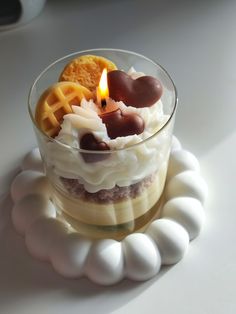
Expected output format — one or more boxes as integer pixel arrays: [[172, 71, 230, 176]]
[[80, 133, 110, 163], [101, 109, 144, 139], [107, 70, 163, 108]]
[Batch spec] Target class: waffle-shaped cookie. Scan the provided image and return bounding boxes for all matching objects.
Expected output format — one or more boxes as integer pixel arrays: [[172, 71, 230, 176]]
[[35, 82, 93, 137]]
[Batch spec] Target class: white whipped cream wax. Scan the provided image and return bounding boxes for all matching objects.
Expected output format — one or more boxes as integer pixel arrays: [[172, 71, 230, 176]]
[[46, 71, 173, 193]]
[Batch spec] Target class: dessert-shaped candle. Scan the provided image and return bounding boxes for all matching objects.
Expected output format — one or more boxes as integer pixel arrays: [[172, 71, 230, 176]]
[[34, 51, 176, 240]]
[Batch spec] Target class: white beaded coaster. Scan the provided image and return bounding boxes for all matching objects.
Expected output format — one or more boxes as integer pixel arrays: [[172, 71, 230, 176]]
[[10, 137, 207, 285]]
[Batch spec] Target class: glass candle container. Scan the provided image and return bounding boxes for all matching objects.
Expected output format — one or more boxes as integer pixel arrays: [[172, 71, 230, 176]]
[[28, 49, 177, 240]]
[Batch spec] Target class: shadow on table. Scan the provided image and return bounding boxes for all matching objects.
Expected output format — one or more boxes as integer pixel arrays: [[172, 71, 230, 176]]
[[0, 194, 172, 314]]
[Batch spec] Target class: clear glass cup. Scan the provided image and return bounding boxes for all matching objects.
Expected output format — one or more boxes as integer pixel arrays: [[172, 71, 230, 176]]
[[28, 48, 177, 240]]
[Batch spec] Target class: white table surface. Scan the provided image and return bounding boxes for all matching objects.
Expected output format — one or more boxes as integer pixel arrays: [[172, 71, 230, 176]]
[[0, 0, 235, 313]]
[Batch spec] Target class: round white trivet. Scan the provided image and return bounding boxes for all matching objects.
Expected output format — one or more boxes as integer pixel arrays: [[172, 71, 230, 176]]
[[10, 136, 207, 285]]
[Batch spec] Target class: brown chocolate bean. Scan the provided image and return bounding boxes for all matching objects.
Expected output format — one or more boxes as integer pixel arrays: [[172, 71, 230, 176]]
[[107, 70, 163, 108], [80, 133, 110, 163], [101, 109, 144, 139]]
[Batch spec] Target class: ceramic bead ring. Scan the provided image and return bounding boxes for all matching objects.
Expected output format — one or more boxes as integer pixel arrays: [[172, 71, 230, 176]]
[[11, 136, 207, 285]]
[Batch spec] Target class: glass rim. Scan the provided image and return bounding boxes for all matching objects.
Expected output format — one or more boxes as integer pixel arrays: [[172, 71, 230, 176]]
[[28, 48, 178, 154]]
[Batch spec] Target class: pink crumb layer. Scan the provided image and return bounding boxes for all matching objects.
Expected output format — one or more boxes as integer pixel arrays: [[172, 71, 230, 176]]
[[60, 173, 156, 204]]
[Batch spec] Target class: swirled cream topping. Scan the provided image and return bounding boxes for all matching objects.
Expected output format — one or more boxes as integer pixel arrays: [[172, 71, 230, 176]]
[[46, 70, 172, 193]]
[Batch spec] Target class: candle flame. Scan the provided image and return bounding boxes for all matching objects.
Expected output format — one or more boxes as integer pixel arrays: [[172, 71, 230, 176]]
[[98, 68, 109, 99]]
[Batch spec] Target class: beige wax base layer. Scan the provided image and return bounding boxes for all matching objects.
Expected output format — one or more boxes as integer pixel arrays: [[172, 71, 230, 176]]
[[51, 164, 167, 226], [60, 194, 165, 240]]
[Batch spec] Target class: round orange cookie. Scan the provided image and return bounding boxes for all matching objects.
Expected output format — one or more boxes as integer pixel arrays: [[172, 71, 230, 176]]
[[59, 55, 117, 92], [35, 82, 93, 137]]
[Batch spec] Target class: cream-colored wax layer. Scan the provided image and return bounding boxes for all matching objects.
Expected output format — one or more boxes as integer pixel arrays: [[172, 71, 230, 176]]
[[52, 162, 167, 227]]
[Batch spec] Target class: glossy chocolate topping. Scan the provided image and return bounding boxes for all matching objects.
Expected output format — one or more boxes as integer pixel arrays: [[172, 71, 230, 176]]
[[100, 108, 144, 139], [80, 133, 110, 163], [107, 70, 163, 108]]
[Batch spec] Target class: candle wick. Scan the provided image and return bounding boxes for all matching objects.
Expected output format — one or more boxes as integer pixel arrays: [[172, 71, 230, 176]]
[[101, 98, 107, 109]]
